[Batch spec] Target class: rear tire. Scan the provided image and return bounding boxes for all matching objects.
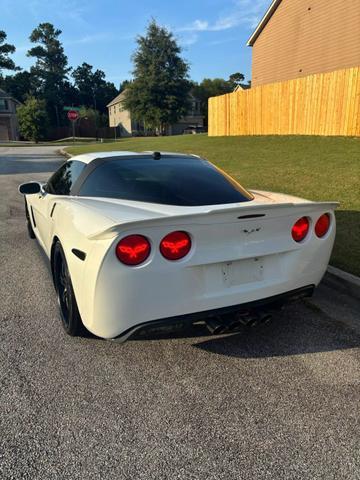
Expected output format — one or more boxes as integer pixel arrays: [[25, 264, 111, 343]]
[[53, 242, 84, 336], [24, 199, 36, 239]]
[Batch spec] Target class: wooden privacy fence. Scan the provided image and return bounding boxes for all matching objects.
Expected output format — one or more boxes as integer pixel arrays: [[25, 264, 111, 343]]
[[208, 66, 360, 137]]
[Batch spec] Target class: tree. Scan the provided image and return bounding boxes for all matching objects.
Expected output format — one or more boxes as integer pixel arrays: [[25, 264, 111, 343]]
[[79, 106, 108, 128], [0, 71, 35, 102], [0, 31, 18, 74], [72, 62, 118, 113], [228, 72, 245, 89], [192, 72, 249, 125], [96, 80, 118, 112], [27, 23, 71, 126], [123, 20, 191, 134], [72, 62, 98, 107], [119, 80, 131, 93], [62, 80, 80, 107], [192, 78, 233, 125], [17, 96, 48, 142]]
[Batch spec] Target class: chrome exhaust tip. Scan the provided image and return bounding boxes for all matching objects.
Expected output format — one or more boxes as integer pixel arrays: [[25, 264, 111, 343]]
[[205, 316, 226, 335], [256, 309, 272, 325]]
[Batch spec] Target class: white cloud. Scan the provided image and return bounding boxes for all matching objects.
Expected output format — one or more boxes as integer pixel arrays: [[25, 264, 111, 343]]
[[178, 20, 209, 32], [177, 0, 270, 42]]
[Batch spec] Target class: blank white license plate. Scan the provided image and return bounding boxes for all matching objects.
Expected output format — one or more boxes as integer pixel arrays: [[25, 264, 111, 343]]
[[221, 257, 264, 286]]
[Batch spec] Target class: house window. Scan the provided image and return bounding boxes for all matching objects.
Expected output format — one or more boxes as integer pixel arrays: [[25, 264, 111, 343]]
[[0, 99, 9, 111]]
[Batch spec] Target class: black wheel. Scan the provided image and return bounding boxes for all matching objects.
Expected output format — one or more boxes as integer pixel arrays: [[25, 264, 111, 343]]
[[24, 199, 36, 239], [53, 242, 84, 336]]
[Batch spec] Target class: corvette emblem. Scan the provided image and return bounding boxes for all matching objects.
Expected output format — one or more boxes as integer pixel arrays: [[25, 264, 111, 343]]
[[243, 227, 261, 235]]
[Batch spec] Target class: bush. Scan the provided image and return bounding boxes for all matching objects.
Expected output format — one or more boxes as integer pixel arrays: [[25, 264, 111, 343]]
[[17, 96, 48, 142]]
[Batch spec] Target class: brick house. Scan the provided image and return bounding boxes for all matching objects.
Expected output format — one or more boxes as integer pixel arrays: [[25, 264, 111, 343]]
[[107, 90, 204, 136], [248, 0, 360, 87], [0, 89, 20, 141]]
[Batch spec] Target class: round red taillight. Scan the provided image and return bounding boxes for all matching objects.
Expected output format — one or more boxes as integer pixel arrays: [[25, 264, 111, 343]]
[[291, 217, 310, 242], [116, 235, 151, 266], [160, 231, 192, 261], [315, 213, 330, 238]]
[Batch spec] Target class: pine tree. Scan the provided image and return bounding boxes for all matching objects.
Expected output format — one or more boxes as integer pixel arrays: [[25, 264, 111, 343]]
[[72, 62, 118, 113], [27, 23, 71, 126], [123, 20, 191, 134], [0, 31, 18, 74]]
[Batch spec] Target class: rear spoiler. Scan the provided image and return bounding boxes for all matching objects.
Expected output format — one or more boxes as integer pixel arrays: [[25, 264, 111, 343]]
[[87, 201, 339, 241]]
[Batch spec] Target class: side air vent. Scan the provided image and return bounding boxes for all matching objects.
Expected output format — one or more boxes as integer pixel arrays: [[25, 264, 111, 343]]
[[72, 249, 86, 261]]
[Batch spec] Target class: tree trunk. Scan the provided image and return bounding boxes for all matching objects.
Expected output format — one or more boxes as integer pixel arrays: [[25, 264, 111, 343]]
[[54, 104, 60, 127]]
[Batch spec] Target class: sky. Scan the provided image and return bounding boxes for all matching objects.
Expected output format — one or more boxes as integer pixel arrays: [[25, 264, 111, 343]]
[[1, 0, 270, 87]]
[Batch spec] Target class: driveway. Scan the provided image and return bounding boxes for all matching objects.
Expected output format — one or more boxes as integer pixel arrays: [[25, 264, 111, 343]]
[[0, 146, 359, 480]]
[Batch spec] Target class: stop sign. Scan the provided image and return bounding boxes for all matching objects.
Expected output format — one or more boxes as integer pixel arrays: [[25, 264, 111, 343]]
[[67, 110, 79, 121]]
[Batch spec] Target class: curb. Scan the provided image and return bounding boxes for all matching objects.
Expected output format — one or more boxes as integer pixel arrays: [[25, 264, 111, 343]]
[[59, 148, 71, 158], [323, 266, 360, 300]]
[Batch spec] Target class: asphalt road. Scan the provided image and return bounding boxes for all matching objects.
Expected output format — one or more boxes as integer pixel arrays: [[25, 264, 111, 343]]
[[1, 146, 360, 480]]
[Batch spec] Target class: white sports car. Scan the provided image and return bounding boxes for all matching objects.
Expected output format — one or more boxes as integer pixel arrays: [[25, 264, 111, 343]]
[[19, 151, 338, 341]]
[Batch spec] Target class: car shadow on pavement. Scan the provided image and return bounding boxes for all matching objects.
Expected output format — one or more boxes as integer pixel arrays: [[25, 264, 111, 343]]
[[193, 304, 360, 358], [130, 301, 360, 358]]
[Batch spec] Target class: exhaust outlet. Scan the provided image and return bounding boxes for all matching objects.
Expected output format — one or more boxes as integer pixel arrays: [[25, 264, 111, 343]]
[[232, 309, 272, 328], [257, 309, 272, 325], [205, 316, 226, 335]]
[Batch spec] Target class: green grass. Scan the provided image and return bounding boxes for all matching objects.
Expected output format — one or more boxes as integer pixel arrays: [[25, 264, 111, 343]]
[[66, 135, 360, 276]]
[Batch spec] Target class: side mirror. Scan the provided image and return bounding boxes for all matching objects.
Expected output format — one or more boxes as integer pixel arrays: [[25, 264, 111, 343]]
[[18, 182, 42, 195]]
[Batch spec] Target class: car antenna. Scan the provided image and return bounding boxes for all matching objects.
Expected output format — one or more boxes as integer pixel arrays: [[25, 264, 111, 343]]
[[153, 151, 161, 160]]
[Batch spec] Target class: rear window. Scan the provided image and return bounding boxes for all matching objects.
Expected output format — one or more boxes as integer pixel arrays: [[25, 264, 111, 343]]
[[78, 156, 253, 206]]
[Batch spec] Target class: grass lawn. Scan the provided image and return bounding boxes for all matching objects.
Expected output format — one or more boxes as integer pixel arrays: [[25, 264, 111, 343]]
[[66, 135, 360, 276]]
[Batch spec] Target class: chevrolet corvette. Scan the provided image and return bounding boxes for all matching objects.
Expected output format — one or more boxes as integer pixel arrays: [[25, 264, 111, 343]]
[[19, 151, 338, 341]]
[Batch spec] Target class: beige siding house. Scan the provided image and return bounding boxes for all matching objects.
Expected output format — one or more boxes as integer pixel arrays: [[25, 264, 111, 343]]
[[248, 0, 360, 87], [107, 91, 133, 134], [107, 91, 204, 136], [0, 89, 20, 141]]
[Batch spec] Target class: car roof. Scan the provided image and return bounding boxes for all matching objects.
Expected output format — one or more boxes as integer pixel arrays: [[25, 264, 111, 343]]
[[69, 151, 200, 165]]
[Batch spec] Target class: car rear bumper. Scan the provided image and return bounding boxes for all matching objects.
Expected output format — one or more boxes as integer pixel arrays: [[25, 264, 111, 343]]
[[79, 202, 335, 340], [111, 285, 315, 342]]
